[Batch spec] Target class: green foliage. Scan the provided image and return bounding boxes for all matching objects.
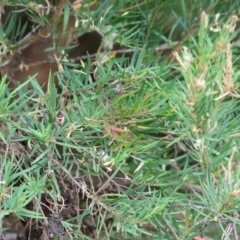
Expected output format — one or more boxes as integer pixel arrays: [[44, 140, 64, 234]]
[[1, 0, 240, 239]]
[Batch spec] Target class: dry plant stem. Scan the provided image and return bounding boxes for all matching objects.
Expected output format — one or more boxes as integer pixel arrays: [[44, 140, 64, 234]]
[[52, 158, 111, 213], [180, 183, 202, 194], [170, 158, 181, 172], [224, 212, 239, 240], [0, 230, 6, 240], [231, 212, 239, 240], [6, 42, 177, 74], [173, 204, 217, 215], [101, 172, 129, 194], [162, 215, 178, 239], [221, 222, 234, 240], [0, 25, 41, 55], [232, 222, 238, 240], [95, 164, 124, 195]]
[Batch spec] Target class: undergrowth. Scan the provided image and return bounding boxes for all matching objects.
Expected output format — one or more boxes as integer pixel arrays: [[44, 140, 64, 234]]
[[1, 1, 240, 239]]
